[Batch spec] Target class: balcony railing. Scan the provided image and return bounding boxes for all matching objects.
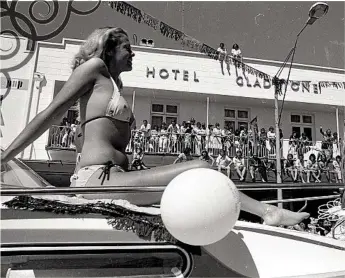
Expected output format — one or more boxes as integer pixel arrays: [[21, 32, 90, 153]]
[[47, 125, 76, 150], [47, 126, 343, 160]]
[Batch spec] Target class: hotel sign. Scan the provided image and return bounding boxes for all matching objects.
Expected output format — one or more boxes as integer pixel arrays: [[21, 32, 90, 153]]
[[235, 76, 320, 94], [1, 77, 29, 90], [146, 67, 199, 82]]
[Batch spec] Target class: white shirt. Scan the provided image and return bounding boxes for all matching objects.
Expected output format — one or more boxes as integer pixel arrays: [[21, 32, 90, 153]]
[[140, 123, 151, 136], [217, 47, 227, 60], [233, 156, 245, 168], [216, 155, 232, 167], [267, 131, 276, 139], [231, 48, 242, 57]]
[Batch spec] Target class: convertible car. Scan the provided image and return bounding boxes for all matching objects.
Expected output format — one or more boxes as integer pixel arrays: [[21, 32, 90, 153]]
[[1, 156, 345, 278]]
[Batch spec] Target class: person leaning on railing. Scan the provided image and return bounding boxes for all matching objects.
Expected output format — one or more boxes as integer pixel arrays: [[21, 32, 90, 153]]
[[320, 126, 334, 160]]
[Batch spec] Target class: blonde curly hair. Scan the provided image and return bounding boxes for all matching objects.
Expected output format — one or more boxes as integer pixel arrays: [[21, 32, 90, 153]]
[[72, 27, 128, 70]]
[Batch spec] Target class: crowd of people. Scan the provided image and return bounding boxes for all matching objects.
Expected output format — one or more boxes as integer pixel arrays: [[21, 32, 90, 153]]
[[126, 119, 343, 183], [48, 117, 80, 149], [130, 118, 286, 158], [48, 116, 343, 184]]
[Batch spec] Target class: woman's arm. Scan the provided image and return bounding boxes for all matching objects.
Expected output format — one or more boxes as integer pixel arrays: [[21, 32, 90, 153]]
[[210, 155, 215, 166], [1, 58, 104, 163]]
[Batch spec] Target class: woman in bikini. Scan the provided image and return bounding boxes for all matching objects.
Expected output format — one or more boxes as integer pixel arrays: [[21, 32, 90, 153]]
[[1, 27, 309, 226]]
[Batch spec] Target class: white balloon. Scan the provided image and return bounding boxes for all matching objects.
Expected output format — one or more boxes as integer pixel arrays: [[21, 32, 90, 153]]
[[161, 168, 241, 246]]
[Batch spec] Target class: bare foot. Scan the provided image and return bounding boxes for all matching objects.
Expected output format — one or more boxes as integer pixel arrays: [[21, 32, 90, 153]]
[[263, 205, 310, 226]]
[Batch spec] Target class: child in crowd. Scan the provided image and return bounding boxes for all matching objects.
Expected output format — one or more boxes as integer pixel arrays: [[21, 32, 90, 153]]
[[332, 155, 343, 183], [216, 149, 232, 178], [199, 149, 215, 166], [130, 147, 148, 171], [248, 154, 268, 183], [233, 150, 247, 181], [294, 154, 305, 183], [174, 147, 193, 164], [305, 154, 321, 183], [284, 153, 297, 182]]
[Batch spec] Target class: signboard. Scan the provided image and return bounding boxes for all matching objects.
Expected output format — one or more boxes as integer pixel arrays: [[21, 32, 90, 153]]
[[146, 67, 199, 82], [0, 77, 29, 91]]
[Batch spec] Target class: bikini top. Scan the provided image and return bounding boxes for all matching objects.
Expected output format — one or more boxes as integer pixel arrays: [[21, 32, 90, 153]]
[[81, 76, 134, 127]]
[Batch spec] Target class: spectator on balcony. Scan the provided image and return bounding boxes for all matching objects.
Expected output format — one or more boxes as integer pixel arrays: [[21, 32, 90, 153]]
[[234, 128, 241, 152], [295, 154, 306, 183], [267, 126, 276, 151], [173, 147, 193, 164], [190, 117, 196, 128], [200, 123, 207, 151], [288, 131, 299, 158], [231, 43, 242, 62], [284, 153, 297, 182], [193, 122, 203, 155], [159, 123, 169, 152], [289, 131, 299, 145], [149, 125, 160, 152], [212, 123, 223, 155], [259, 128, 267, 147], [217, 42, 230, 75], [139, 120, 151, 151], [130, 147, 148, 171], [248, 154, 268, 183], [305, 153, 321, 183], [167, 120, 180, 153], [332, 132, 341, 157], [320, 126, 333, 160], [279, 128, 284, 148], [298, 133, 310, 156], [222, 125, 232, 155], [233, 150, 247, 182], [69, 119, 78, 149], [206, 124, 213, 154], [199, 149, 215, 166], [318, 152, 330, 181], [240, 127, 248, 153], [332, 155, 343, 183], [216, 149, 232, 178], [183, 121, 193, 151], [247, 127, 254, 155]]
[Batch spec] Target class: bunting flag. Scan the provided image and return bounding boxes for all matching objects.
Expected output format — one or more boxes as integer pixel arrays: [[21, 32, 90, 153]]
[[159, 22, 184, 41], [181, 34, 202, 52], [142, 12, 159, 30], [107, 1, 345, 90]]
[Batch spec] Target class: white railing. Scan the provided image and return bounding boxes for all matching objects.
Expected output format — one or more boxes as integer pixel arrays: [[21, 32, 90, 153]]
[[47, 125, 76, 149], [46, 126, 343, 160]]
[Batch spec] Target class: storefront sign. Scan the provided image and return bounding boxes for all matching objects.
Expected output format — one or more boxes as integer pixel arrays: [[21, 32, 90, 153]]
[[235, 76, 320, 94], [146, 67, 199, 82], [1, 77, 29, 90]]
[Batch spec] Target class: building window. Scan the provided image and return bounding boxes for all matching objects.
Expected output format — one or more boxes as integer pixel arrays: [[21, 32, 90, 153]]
[[291, 113, 313, 141], [151, 103, 178, 127], [224, 108, 249, 130], [291, 115, 301, 123]]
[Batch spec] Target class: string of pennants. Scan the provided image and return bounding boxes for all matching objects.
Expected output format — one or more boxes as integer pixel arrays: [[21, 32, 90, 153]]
[[106, 1, 345, 91]]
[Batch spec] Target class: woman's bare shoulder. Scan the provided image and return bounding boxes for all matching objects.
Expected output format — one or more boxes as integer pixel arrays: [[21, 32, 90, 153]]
[[76, 57, 108, 77]]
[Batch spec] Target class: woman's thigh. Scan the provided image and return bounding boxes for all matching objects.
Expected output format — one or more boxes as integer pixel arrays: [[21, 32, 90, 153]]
[[85, 160, 208, 187], [82, 160, 210, 205]]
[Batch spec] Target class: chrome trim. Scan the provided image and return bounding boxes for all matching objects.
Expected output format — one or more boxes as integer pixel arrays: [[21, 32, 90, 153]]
[[1, 244, 193, 278], [1, 186, 166, 195]]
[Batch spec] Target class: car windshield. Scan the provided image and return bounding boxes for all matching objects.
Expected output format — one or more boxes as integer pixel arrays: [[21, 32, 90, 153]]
[[1, 157, 52, 189]]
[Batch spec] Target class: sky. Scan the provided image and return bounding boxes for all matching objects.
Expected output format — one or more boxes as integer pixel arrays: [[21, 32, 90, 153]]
[[1, 1, 345, 69]]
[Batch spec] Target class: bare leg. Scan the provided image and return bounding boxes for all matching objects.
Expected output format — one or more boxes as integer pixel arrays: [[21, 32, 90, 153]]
[[236, 168, 243, 180], [83, 160, 309, 226]]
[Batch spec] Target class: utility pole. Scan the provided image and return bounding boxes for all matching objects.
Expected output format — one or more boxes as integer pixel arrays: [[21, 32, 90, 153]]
[[273, 77, 283, 208]]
